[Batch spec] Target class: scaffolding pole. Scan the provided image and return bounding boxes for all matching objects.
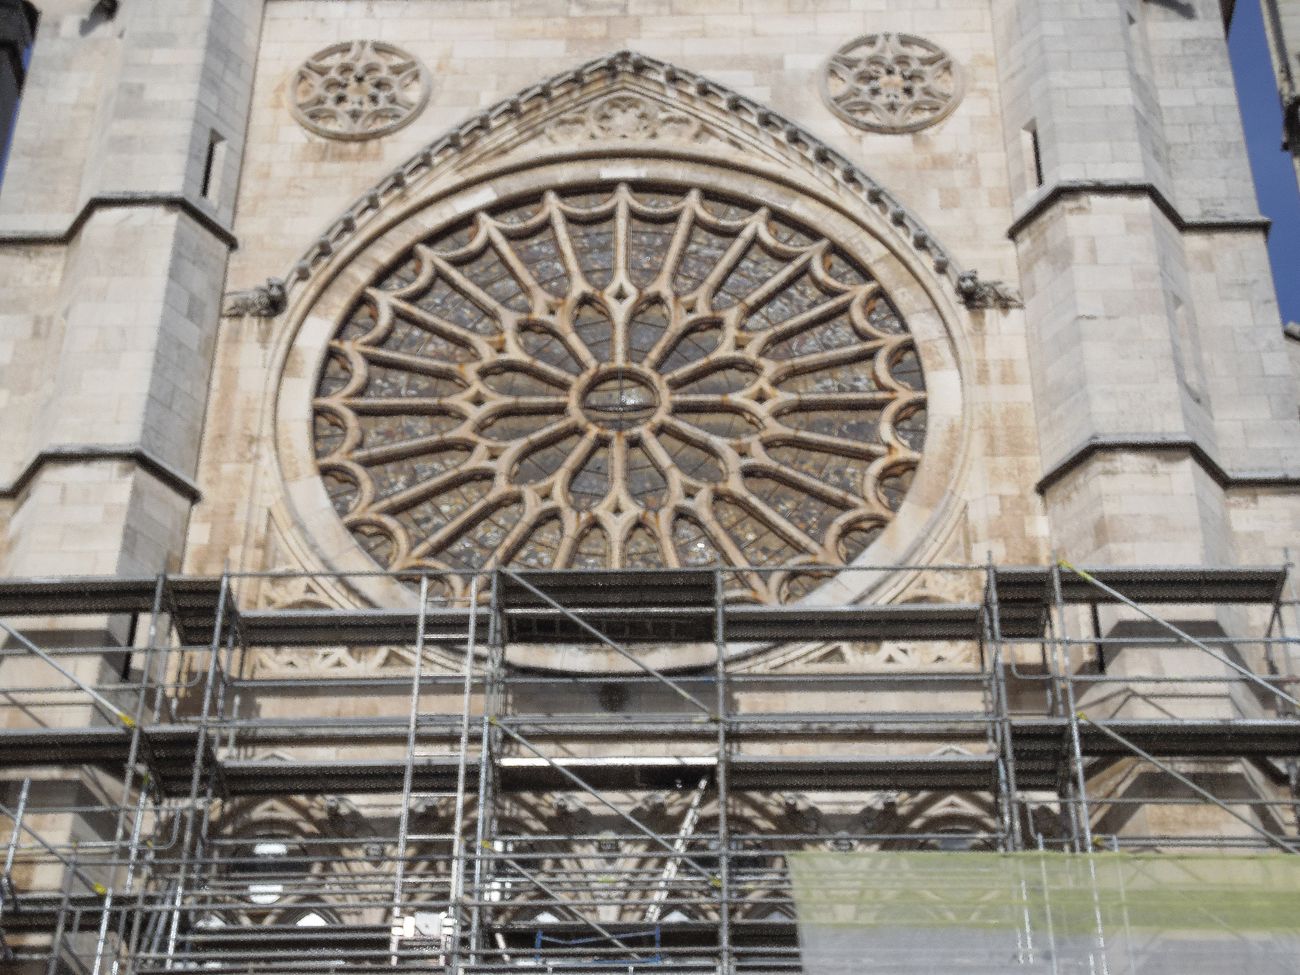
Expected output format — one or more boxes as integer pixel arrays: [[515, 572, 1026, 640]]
[[0, 563, 1298, 973]]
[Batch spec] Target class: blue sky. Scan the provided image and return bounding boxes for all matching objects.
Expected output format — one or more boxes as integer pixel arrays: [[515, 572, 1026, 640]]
[[1229, 0, 1300, 323]]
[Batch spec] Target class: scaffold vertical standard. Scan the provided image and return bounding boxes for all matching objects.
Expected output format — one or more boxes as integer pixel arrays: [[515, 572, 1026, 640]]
[[2, 562, 1300, 973]]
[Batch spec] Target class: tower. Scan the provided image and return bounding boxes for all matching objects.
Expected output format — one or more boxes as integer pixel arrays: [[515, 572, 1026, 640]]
[[1262, 0, 1300, 188]]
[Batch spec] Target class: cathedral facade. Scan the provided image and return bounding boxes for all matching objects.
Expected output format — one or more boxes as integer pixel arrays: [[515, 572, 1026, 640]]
[[2, 0, 1297, 590], [2, 1, 1300, 972]]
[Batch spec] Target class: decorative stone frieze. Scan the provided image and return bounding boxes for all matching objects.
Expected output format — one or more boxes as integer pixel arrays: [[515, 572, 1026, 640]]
[[290, 40, 430, 141], [821, 33, 963, 134], [547, 93, 707, 143]]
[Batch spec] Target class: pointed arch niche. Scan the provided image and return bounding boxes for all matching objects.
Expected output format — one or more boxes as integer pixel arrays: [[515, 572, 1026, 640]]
[[271, 52, 973, 664]]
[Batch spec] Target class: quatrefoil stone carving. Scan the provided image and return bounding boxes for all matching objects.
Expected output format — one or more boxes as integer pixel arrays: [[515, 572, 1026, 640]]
[[821, 33, 963, 134], [290, 40, 431, 141]]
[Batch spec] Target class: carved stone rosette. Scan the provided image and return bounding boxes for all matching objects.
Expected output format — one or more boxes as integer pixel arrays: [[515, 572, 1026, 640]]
[[290, 40, 431, 141], [546, 93, 706, 143], [821, 33, 963, 134]]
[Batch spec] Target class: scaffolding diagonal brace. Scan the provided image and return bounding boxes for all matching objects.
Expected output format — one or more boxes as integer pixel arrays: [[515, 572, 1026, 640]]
[[0, 620, 136, 729], [502, 570, 715, 716], [1080, 713, 1299, 854], [491, 719, 720, 885], [495, 852, 644, 958], [1059, 560, 1300, 713]]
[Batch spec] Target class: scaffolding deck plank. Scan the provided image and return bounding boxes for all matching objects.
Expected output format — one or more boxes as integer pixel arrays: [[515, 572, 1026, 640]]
[[239, 603, 992, 645], [4, 718, 1299, 796], [504, 605, 714, 643], [726, 604, 991, 641], [502, 569, 718, 607], [993, 565, 1286, 607], [507, 603, 991, 643], [216, 756, 724, 794], [1, 567, 1281, 649], [730, 754, 997, 790], [2, 903, 782, 952], [0, 575, 165, 615], [0, 575, 223, 646], [239, 607, 490, 645], [1011, 717, 1300, 758]]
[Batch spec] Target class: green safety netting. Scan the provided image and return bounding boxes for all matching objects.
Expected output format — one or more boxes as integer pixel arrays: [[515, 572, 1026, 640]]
[[789, 851, 1300, 974]]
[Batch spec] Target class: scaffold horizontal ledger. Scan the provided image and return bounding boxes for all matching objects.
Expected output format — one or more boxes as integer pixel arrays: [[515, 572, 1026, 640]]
[[2, 562, 1300, 974]]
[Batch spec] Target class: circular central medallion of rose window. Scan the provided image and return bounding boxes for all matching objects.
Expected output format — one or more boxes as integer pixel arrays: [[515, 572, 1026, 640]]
[[311, 182, 927, 598], [581, 369, 661, 431]]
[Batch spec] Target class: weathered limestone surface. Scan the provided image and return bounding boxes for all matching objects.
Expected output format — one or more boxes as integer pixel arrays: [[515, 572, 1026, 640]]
[[0, 0, 262, 577], [0, 0, 1297, 888], [0, 0, 1294, 619], [992, 0, 1300, 566], [187, 0, 1045, 587]]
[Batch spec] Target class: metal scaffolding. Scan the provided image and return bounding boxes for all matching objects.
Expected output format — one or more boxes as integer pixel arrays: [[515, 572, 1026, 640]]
[[1, 561, 1299, 973]]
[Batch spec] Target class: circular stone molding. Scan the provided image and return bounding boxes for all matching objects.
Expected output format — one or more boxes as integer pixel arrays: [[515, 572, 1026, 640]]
[[278, 154, 967, 639], [821, 33, 963, 134], [290, 40, 431, 141], [299, 175, 947, 607]]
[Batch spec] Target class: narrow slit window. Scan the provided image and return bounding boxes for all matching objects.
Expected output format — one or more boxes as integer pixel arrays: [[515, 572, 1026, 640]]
[[1021, 121, 1045, 191], [200, 131, 226, 203]]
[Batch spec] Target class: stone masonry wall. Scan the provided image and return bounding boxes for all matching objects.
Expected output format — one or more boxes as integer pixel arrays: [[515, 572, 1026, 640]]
[[187, 0, 1049, 581], [0, 0, 262, 578], [0, 0, 1297, 592], [992, 0, 1300, 565]]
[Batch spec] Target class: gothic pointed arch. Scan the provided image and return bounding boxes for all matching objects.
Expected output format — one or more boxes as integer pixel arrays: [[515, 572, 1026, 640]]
[[271, 51, 973, 667]]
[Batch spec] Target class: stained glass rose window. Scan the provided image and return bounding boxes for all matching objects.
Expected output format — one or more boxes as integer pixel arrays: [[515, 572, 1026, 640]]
[[312, 182, 926, 599]]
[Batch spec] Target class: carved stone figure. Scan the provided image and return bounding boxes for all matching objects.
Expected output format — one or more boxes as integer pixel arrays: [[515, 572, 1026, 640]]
[[221, 278, 287, 318], [956, 271, 1024, 310]]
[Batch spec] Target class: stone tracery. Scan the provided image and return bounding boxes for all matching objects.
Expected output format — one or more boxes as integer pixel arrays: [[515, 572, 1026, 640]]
[[311, 182, 928, 598], [546, 93, 709, 144], [290, 40, 431, 141], [273, 52, 973, 311], [821, 33, 963, 134]]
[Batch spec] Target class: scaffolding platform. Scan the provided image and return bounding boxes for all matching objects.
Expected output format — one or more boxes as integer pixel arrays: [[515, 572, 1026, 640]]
[[6, 718, 1300, 797], [0, 575, 222, 644], [2, 562, 1299, 974]]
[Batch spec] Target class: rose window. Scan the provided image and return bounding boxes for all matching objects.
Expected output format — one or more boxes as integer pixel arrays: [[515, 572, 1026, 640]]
[[312, 183, 927, 596]]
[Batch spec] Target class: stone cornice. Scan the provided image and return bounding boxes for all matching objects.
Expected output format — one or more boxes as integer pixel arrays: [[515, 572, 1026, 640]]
[[1007, 180, 1271, 241], [0, 193, 237, 250], [0, 445, 202, 503], [1036, 435, 1300, 495]]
